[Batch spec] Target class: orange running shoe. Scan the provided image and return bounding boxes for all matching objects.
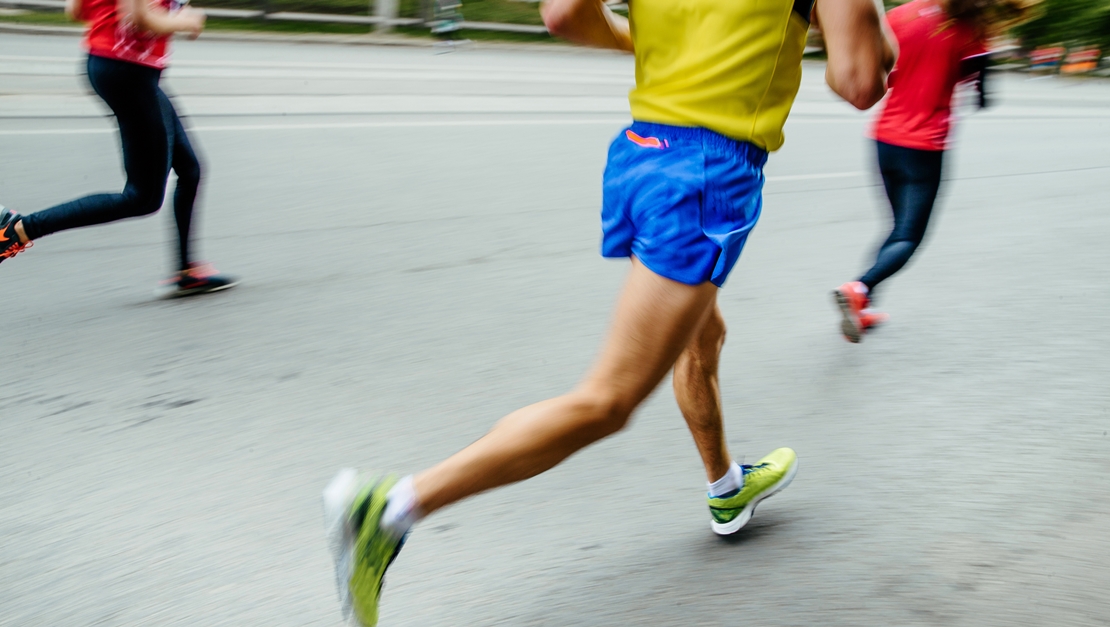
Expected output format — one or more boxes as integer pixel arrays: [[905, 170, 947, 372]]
[[0, 207, 32, 264], [833, 281, 886, 343]]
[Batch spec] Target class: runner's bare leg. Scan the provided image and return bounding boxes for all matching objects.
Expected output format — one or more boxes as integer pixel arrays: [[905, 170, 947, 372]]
[[672, 301, 733, 482], [413, 257, 719, 515]]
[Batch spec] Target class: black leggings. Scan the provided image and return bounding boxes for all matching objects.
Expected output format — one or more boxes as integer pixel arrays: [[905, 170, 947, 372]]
[[20, 54, 202, 271], [859, 141, 944, 292]]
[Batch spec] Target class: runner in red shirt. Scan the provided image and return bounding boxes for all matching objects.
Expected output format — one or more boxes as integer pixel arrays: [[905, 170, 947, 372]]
[[832, 0, 1028, 342], [0, 0, 236, 297]]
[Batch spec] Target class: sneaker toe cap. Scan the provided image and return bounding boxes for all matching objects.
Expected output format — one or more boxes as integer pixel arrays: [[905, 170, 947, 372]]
[[756, 447, 797, 471]]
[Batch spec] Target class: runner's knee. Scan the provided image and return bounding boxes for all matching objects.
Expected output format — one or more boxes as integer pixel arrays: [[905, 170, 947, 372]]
[[885, 225, 926, 248], [176, 158, 201, 189], [681, 309, 726, 369], [573, 388, 637, 436], [699, 308, 727, 352], [120, 184, 165, 217]]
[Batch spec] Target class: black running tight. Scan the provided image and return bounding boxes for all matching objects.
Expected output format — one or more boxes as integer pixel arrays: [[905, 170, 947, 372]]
[[859, 141, 944, 292], [20, 54, 202, 271]]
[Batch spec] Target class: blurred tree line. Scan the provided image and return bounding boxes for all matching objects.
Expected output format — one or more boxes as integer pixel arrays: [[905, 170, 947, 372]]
[[882, 0, 1110, 49], [1011, 0, 1110, 49]]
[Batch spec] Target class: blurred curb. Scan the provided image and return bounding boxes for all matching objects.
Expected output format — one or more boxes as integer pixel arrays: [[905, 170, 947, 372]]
[[0, 21, 80, 35], [0, 21, 432, 46], [0, 21, 635, 54], [192, 30, 437, 48]]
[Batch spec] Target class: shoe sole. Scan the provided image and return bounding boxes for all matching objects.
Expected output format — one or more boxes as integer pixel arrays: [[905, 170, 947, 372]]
[[156, 280, 240, 300], [323, 468, 360, 622], [832, 290, 862, 344], [711, 458, 799, 536]]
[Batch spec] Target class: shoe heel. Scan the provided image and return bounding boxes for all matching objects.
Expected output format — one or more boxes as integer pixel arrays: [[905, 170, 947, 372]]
[[323, 468, 360, 620], [323, 468, 359, 553], [832, 290, 862, 343]]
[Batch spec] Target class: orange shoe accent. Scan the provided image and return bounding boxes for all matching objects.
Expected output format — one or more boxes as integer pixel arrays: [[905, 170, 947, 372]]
[[0, 211, 32, 262], [184, 262, 219, 279], [859, 309, 889, 332], [158, 262, 220, 287], [625, 129, 667, 149], [0, 239, 31, 261], [833, 281, 871, 343]]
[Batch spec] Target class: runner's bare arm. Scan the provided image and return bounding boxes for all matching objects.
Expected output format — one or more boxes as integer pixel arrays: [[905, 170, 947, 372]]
[[64, 0, 81, 20], [814, 0, 896, 109], [541, 0, 632, 52], [117, 0, 206, 37]]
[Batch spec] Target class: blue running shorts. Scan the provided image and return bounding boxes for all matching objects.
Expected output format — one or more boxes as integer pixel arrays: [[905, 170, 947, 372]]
[[601, 121, 767, 287]]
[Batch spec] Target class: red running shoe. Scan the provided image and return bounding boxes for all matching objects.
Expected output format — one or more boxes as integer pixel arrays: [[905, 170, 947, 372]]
[[0, 207, 32, 264], [833, 281, 887, 343], [859, 308, 889, 334]]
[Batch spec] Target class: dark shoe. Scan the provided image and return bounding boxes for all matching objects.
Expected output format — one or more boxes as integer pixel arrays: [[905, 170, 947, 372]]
[[0, 207, 32, 264], [155, 262, 239, 298]]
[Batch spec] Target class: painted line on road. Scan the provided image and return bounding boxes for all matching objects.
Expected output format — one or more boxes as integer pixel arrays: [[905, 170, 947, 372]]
[[0, 116, 868, 136], [766, 171, 864, 182], [4, 117, 1106, 184], [0, 118, 871, 183], [0, 55, 633, 79], [0, 127, 113, 135], [0, 117, 631, 135]]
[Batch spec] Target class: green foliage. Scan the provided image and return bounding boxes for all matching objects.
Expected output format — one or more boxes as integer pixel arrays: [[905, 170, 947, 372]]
[[0, 10, 73, 23], [1012, 0, 1110, 49], [195, 0, 545, 22], [430, 0, 544, 25], [882, 0, 1109, 50]]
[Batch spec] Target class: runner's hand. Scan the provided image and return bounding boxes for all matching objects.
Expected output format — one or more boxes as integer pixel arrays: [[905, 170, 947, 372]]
[[177, 6, 205, 38]]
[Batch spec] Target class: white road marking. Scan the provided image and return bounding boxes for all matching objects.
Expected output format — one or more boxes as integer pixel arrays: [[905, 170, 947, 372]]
[[0, 117, 872, 182], [0, 117, 630, 135], [766, 171, 865, 182]]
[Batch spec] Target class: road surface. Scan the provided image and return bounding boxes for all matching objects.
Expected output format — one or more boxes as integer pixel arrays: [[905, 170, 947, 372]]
[[2, 32, 1109, 627]]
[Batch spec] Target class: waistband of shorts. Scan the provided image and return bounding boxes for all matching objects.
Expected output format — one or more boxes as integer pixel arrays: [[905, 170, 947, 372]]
[[629, 121, 768, 167]]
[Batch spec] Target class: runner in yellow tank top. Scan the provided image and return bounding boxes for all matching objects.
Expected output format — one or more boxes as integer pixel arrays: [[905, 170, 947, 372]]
[[629, 0, 813, 150], [323, 1, 896, 625]]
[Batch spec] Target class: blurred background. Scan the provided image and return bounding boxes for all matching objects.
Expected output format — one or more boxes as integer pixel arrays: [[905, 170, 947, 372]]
[[1, 1, 1108, 626], [1, 0, 1109, 61]]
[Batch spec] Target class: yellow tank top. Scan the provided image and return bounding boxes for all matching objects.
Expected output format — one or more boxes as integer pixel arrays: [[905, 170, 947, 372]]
[[628, 0, 813, 151]]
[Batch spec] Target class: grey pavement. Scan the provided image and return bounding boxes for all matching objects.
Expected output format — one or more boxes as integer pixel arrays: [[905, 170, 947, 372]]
[[2, 32, 1109, 627]]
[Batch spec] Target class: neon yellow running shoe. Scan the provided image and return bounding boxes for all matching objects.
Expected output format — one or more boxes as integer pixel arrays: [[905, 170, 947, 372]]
[[708, 448, 798, 536], [323, 469, 405, 627]]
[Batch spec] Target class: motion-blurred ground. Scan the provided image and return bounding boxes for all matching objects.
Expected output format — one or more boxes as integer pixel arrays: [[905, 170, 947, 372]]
[[2, 33, 1109, 627]]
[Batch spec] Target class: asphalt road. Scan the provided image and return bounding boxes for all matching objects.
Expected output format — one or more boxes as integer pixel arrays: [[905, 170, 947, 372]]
[[2, 32, 1109, 627]]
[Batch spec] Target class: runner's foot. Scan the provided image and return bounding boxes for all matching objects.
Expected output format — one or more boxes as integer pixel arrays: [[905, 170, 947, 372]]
[[708, 447, 797, 535], [0, 207, 32, 264], [155, 262, 238, 298], [323, 470, 406, 627], [833, 281, 882, 343], [859, 308, 889, 334]]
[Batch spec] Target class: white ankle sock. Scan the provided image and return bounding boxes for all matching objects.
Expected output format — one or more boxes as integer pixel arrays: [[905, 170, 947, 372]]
[[380, 475, 423, 539], [708, 461, 744, 497]]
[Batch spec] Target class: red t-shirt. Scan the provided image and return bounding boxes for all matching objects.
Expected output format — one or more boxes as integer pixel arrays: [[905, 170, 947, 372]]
[[871, 0, 986, 151], [81, 0, 177, 69]]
